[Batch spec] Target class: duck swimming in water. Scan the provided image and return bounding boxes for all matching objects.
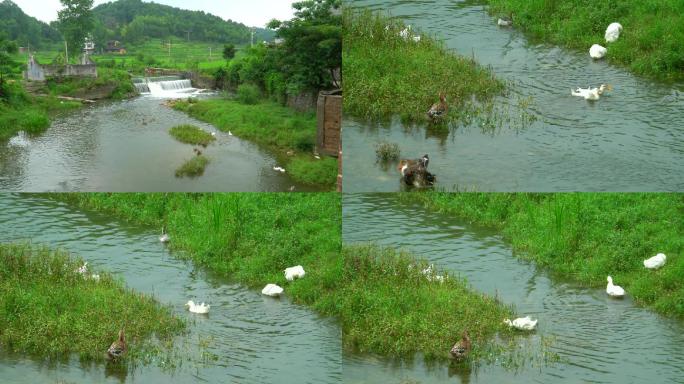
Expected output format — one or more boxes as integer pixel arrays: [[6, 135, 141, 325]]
[[427, 93, 448, 121], [450, 330, 471, 360], [107, 329, 127, 361], [571, 84, 612, 101], [398, 154, 436, 187]]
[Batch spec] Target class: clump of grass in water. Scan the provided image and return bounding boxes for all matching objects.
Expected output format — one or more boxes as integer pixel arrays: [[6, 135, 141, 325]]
[[0, 242, 185, 363], [374, 141, 401, 162], [169, 124, 216, 146], [175, 155, 209, 178]]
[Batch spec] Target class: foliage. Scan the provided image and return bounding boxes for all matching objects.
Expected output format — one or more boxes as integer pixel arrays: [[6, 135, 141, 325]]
[[56, 0, 94, 58], [343, 9, 506, 122], [0, 0, 62, 48], [488, 0, 684, 80], [287, 156, 338, 186], [0, 242, 185, 362], [374, 141, 401, 162], [236, 83, 261, 105], [169, 124, 216, 146], [175, 155, 209, 178], [222, 43, 235, 60], [402, 193, 684, 317], [0, 34, 18, 85]]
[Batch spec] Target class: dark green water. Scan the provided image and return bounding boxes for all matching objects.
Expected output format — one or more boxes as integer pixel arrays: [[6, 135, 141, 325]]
[[342, 194, 684, 383], [0, 194, 341, 383], [344, 0, 684, 192]]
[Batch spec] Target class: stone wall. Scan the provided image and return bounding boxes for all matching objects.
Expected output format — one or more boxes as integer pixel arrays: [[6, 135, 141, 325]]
[[24, 56, 97, 81], [316, 90, 342, 157]]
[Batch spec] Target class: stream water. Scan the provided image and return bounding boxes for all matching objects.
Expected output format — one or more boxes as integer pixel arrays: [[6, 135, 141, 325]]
[[0, 194, 341, 384], [0, 80, 321, 192], [344, 0, 684, 192], [342, 194, 684, 384]]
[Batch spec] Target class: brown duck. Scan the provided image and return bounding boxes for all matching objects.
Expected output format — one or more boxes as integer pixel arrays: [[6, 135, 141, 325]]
[[107, 329, 127, 361], [427, 93, 448, 120], [397, 154, 435, 187], [450, 330, 471, 360]]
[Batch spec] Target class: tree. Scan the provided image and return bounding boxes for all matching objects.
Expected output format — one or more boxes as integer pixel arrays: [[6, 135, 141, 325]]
[[57, 0, 94, 58], [0, 34, 18, 99], [223, 44, 236, 60]]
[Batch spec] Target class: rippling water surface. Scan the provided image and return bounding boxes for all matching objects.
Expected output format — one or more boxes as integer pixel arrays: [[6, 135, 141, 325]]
[[0, 96, 321, 192], [0, 195, 341, 383], [344, 0, 684, 192], [342, 194, 684, 383]]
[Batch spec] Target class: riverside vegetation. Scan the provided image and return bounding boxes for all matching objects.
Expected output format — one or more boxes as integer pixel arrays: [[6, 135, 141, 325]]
[[169, 124, 216, 146], [175, 155, 209, 178], [0, 242, 185, 362], [401, 193, 684, 317], [488, 0, 684, 81], [54, 193, 534, 364]]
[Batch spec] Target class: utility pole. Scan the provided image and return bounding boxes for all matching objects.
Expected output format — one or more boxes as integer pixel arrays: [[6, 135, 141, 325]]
[[186, 30, 191, 42], [64, 40, 68, 64], [209, 46, 212, 59], [168, 39, 171, 58], [251, 28, 256, 47]]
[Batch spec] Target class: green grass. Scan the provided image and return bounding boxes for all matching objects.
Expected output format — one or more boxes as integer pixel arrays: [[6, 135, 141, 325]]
[[341, 244, 512, 360], [172, 98, 337, 188], [175, 155, 210, 178], [344, 9, 507, 122], [42, 67, 136, 100], [401, 193, 684, 316], [487, 0, 684, 81], [0, 243, 185, 362], [169, 124, 216, 146]]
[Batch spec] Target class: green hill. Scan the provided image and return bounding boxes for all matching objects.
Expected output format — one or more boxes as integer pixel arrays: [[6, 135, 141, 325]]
[[0, 0, 61, 48]]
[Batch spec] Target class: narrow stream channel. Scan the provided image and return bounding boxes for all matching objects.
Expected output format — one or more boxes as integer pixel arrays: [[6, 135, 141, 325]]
[[344, 0, 684, 192], [342, 194, 684, 384], [0, 89, 321, 192], [0, 194, 341, 384]]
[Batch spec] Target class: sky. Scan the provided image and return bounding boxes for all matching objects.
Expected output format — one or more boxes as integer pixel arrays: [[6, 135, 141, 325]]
[[10, 0, 296, 27]]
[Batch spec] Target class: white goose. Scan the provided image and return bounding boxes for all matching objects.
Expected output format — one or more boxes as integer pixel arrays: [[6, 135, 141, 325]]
[[504, 316, 538, 331], [185, 300, 210, 314], [273, 166, 286, 173], [589, 44, 607, 59], [284, 265, 305, 281], [643, 253, 666, 269], [571, 84, 612, 101], [497, 18, 512, 27], [261, 283, 284, 297], [605, 22, 623, 43], [606, 276, 625, 297], [159, 227, 170, 243], [76, 262, 88, 275]]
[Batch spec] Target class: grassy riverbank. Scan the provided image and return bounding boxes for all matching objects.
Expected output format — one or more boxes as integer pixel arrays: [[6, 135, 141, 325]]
[[343, 9, 506, 122], [488, 0, 684, 81], [172, 99, 337, 188], [0, 243, 185, 361], [401, 193, 684, 316], [341, 244, 511, 359]]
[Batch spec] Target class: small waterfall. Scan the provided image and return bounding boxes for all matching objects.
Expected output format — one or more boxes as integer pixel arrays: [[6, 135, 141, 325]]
[[135, 83, 150, 93], [135, 77, 195, 96]]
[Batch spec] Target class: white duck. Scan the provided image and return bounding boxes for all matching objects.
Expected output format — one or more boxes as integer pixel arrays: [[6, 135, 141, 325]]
[[284, 265, 306, 281], [273, 166, 286, 173], [185, 300, 210, 314], [77, 262, 88, 275], [399, 25, 411, 40], [421, 264, 445, 283], [261, 283, 284, 297], [589, 44, 607, 59], [643, 253, 666, 269], [497, 18, 512, 27], [606, 276, 625, 297], [159, 227, 170, 243], [605, 22, 623, 43], [571, 84, 612, 100], [504, 316, 538, 331]]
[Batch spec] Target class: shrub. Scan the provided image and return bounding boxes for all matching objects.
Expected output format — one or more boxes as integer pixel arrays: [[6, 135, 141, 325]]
[[236, 83, 261, 105]]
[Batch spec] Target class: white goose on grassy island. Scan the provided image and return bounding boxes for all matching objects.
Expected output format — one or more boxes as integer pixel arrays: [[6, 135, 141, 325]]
[[643, 253, 666, 269]]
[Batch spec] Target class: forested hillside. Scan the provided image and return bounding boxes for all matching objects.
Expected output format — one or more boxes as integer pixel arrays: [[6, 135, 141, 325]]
[[0, 0, 61, 48]]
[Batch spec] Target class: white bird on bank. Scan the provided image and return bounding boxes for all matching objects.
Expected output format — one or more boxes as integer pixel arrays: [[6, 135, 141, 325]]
[[228, 131, 233, 136], [399, 25, 411, 40], [90, 274, 101, 281], [261, 283, 284, 297], [504, 316, 538, 331], [185, 300, 210, 314], [421, 264, 445, 283], [643, 253, 666, 269], [211, 132, 216, 137], [159, 227, 170, 243], [590, 44, 607, 59], [606, 276, 625, 297], [284, 265, 306, 281], [497, 18, 512, 27], [273, 166, 286, 173], [77, 262, 88, 275], [605, 22, 623, 43], [571, 84, 612, 100]]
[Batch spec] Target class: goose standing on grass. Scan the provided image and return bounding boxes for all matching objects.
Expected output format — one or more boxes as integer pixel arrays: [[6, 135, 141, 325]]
[[450, 330, 471, 360], [644, 253, 666, 269], [284, 265, 306, 281], [606, 276, 625, 298], [605, 22, 623, 43], [571, 84, 612, 101], [159, 227, 170, 243], [590, 44, 607, 59], [106, 329, 127, 361], [262, 283, 284, 297], [504, 316, 538, 331], [185, 300, 210, 314], [427, 93, 448, 121]]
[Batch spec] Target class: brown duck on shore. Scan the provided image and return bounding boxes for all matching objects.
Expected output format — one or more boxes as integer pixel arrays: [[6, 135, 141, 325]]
[[397, 154, 435, 187], [107, 329, 127, 361], [450, 330, 471, 360], [427, 93, 448, 121]]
